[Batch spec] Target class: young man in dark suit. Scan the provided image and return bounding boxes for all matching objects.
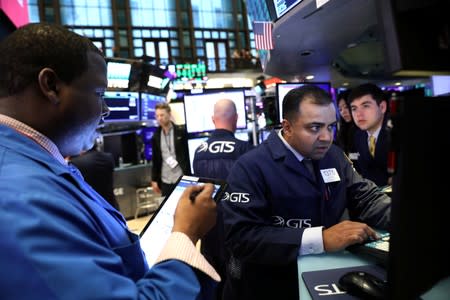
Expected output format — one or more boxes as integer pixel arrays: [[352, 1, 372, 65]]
[[348, 83, 391, 187]]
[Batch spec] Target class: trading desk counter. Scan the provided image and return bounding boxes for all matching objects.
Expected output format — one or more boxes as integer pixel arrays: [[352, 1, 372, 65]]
[[297, 251, 450, 300]]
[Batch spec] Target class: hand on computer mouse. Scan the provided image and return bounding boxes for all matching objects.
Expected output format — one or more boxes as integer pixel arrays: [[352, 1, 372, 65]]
[[338, 271, 387, 300]]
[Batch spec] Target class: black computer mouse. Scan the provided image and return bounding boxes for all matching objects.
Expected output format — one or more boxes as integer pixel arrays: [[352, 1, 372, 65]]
[[338, 271, 387, 300]]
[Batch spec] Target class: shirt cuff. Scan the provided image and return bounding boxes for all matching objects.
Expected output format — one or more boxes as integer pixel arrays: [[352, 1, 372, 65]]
[[154, 231, 221, 282], [299, 226, 325, 256]]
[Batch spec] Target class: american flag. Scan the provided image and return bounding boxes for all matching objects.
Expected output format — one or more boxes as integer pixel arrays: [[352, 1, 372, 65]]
[[253, 21, 274, 50]]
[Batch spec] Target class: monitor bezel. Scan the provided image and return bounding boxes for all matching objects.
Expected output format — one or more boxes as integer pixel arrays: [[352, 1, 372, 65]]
[[275, 82, 332, 124]]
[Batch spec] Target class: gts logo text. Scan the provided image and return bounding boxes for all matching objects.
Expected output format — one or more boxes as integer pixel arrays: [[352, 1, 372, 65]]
[[197, 141, 235, 153], [222, 192, 250, 203], [272, 216, 312, 228]]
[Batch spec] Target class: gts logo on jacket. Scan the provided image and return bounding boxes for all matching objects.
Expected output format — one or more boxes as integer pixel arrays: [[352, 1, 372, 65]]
[[272, 216, 312, 228], [222, 192, 250, 203], [197, 141, 235, 153]]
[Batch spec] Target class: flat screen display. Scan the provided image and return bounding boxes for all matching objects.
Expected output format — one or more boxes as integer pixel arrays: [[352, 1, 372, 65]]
[[140, 93, 166, 121], [107, 61, 132, 89], [276, 82, 332, 124], [272, 0, 303, 19], [103, 91, 139, 122], [183, 89, 247, 134]]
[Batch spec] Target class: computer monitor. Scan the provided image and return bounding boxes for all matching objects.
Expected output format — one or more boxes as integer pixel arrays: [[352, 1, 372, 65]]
[[103, 91, 140, 122], [234, 129, 250, 142], [267, 0, 304, 20], [168, 102, 186, 125], [140, 92, 166, 121], [106, 61, 132, 90], [183, 88, 247, 134], [387, 89, 450, 299], [276, 82, 332, 124]]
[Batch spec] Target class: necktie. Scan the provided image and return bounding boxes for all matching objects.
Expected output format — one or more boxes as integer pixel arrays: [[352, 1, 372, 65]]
[[369, 135, 376, 157], [303, 159, 316, 182]]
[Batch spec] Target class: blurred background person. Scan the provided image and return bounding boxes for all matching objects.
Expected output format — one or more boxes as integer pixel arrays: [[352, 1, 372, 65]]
[[335, 90, 358, 156], [151, 102, 190, 196], [70, 139, 119, 210], [193, 98, 254, 300]]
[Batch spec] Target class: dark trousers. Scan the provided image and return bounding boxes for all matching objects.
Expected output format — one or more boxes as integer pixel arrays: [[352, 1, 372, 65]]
[[160, 182, 177, 197]]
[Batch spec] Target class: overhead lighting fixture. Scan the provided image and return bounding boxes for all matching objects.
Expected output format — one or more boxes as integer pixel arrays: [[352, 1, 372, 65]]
[[342, 82, 349, 86], [395, 82, 402, 86], [305, 75, 315, 80]]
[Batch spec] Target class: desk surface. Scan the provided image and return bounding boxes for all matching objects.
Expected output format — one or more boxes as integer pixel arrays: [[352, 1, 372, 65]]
[[297, 251, 450, 300]]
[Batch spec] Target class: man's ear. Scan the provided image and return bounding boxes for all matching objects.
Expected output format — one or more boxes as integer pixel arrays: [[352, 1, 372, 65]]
[[281, 118, 292, 136], [380, 100, 387, 114], [37, 68, 61, 105]]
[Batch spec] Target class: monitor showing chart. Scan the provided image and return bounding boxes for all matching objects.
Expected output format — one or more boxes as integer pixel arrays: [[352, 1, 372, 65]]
[[103, 91, 139, 122]]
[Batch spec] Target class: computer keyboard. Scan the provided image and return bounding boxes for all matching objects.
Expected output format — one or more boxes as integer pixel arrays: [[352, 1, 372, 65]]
[[346, 232, 390, 268]]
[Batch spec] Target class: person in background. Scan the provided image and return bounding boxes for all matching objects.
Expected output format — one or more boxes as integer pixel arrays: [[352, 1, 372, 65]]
[[335, 90, 358, 156], [69, 139, 120, 210], [151, 102, 190, 196], [0, 23, 219, 300], [221, 85, 391, 300], [348, 83, 391, 187], [193, 98, 254, 300], [193, 99, 254, 180]]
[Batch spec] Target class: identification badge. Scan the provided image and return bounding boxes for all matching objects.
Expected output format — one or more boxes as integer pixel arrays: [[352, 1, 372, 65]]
[[165, 156, 179, 169], [320, 168, 341, 183], [348, 152, 360, 160]]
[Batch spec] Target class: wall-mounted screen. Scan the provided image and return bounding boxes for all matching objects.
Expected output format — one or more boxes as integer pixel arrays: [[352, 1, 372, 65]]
[[183, 89, 247, 134], [107, 61, 132, 90], [271, 0, 303, 19], [169, 102, 186, 125], [139, 63, 170, 93], [103, 91, 139, 122], [276, 82, 332, 124], [140, 93, 166, 121]]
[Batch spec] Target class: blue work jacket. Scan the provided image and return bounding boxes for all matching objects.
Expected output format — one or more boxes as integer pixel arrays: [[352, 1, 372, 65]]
[[221, 131, 391, 300], [193, 129, 254, 181], [192, 129, 254, 292], [0, 125, 215, 300]]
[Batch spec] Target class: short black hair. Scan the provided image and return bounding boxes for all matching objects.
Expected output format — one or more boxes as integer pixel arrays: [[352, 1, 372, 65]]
[[0, 23, 103, 97], [282, 85, 332, 122], [348, 83, 386, 105]]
